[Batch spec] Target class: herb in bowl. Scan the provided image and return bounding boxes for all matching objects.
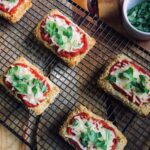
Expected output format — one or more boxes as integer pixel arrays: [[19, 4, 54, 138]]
[[127, 0, 150, 32]]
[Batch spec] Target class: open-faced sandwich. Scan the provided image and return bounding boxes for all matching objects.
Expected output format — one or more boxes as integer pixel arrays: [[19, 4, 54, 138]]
[[60, 105, 127, 150], [0, 56, 60, 115], [0, 0, 32, 23], [98, 54, 150, 116], [34, 9, 96, 67]]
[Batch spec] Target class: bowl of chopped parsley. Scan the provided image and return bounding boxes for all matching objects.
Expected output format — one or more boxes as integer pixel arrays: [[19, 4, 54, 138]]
[[123, 0, 150, 40]]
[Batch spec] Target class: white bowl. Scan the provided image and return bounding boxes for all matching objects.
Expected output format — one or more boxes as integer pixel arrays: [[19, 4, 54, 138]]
[[122, 0, 150, 40]]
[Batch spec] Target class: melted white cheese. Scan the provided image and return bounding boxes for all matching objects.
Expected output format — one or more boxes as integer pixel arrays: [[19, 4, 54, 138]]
[[5, 66, 46, 105], [0, 0, 19, 12], [111, 63, 150, 105], [66, 116, 115, 150], [45, 16, 84, 52]]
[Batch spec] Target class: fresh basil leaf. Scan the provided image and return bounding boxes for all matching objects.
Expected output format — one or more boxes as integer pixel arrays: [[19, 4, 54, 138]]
[[45, 21, 58, 37], [12, 74, 20, 82], [15, 83, 28, 94], [84, 122, 89, 127], [95, 140, 106, 149], [22, 74, 30, 80], [124, 82, 133, 89], [107, 75, 116, 83], [13, 74, 30, 81], [143, 88, 149, 94], [88, 130, 97, 143], [8, 66, 19, 75], [12, 81, 18, 87], [131, 76, 149, 94], [41, 84, 47, 93], [8, 0, 17, 3], [32, 79, 47, 93], [45, 21, 73, 47], [32, 86, 37, 96], [139, 75, 146, 85], [72, 120, 78, 127], [32, 79, 40, 86], [39, 82, 47, 93], [63, 26, 73, 39], [118, 67, 133, 80], [80, 132, 89, 147], [55, 33, 63, 46]]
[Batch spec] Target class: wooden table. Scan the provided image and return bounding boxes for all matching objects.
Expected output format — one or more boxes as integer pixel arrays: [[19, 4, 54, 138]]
[[1, 0, 149, 149], [0, 125, 28, 150]]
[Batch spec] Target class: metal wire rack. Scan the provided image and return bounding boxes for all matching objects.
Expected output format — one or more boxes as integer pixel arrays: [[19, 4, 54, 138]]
[[0, 0, 150, 149]]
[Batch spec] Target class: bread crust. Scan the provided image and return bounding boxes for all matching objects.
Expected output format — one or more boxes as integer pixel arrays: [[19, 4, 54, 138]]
[[34, 9, 96, 67], [59, 105, 127, 150], [98, 54, 150, 116], [0, 0, 32, 23], [0, 56, 60, 115]]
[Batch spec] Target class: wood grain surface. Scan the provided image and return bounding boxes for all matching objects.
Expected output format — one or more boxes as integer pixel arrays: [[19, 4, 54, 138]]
[[0, 1, 149, 150], [0, 125, 29, 150]]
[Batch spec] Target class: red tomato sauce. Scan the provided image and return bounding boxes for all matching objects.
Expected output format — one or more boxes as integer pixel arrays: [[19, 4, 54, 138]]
[[67, 112, 118, 150], [110, 60, 150, 105], [0, 0, 23, 14], [4, 63, 50, 108], [40, 14, 88, 58]]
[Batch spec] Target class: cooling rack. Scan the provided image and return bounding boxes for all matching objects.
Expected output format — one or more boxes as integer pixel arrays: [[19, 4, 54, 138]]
[[0, 0, 150, 149]]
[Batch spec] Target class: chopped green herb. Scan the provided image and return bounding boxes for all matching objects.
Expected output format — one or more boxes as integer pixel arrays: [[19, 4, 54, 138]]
[[80, 132, 89, 147], [89, 131, 102, 144], [32, 86, 37, 96], [84, 122, 89, 127], [124, 82, 133, 89], [39, 83, 47, 93], [139, 74, 146, 86], [15, 83, 28, 94], [80, 128, 103, 148], [32, 79, 47, 93], [72, 120, 78, 127], [55, 33, 64, 46], [8, 66, 19, 75], [6, 66, 47, 97], [63, 26, 73, 39], [127, 0, 150, 32], [7, 0, 18, 3], [32, 79, 40, 86], [107, 75, 116, 83], [45, 21, 73, 47], [95, 140, 106, 149], [45, 21, 58, 37], [130, 76, 149, 94], [118, 67, 133, 80]]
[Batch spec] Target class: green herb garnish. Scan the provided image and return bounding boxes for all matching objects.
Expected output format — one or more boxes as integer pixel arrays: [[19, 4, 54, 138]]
[[118, 67, 133, 80], [107, 75, 116, 83], [80, 132, 89, 147], [131, 75, 149, 93], [7, 0, 18, 3], [32, 86, 37, 96], [8, 66, 19, 75], [95, 140, 106, 149], [84, 122, 89, 127], [45, 21, 73, 47], [127, 0, 150, 32], [80, 128, 104, 148], [6, 66, 47, 96], [109, 65, 149, 94], [72, 120, 78, 127], [63, 26, 73, 39], [15, 83, 28, 94]]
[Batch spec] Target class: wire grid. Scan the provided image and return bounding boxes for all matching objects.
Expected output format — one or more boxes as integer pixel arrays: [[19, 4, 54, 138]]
[[0, 0, 150, 149]]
